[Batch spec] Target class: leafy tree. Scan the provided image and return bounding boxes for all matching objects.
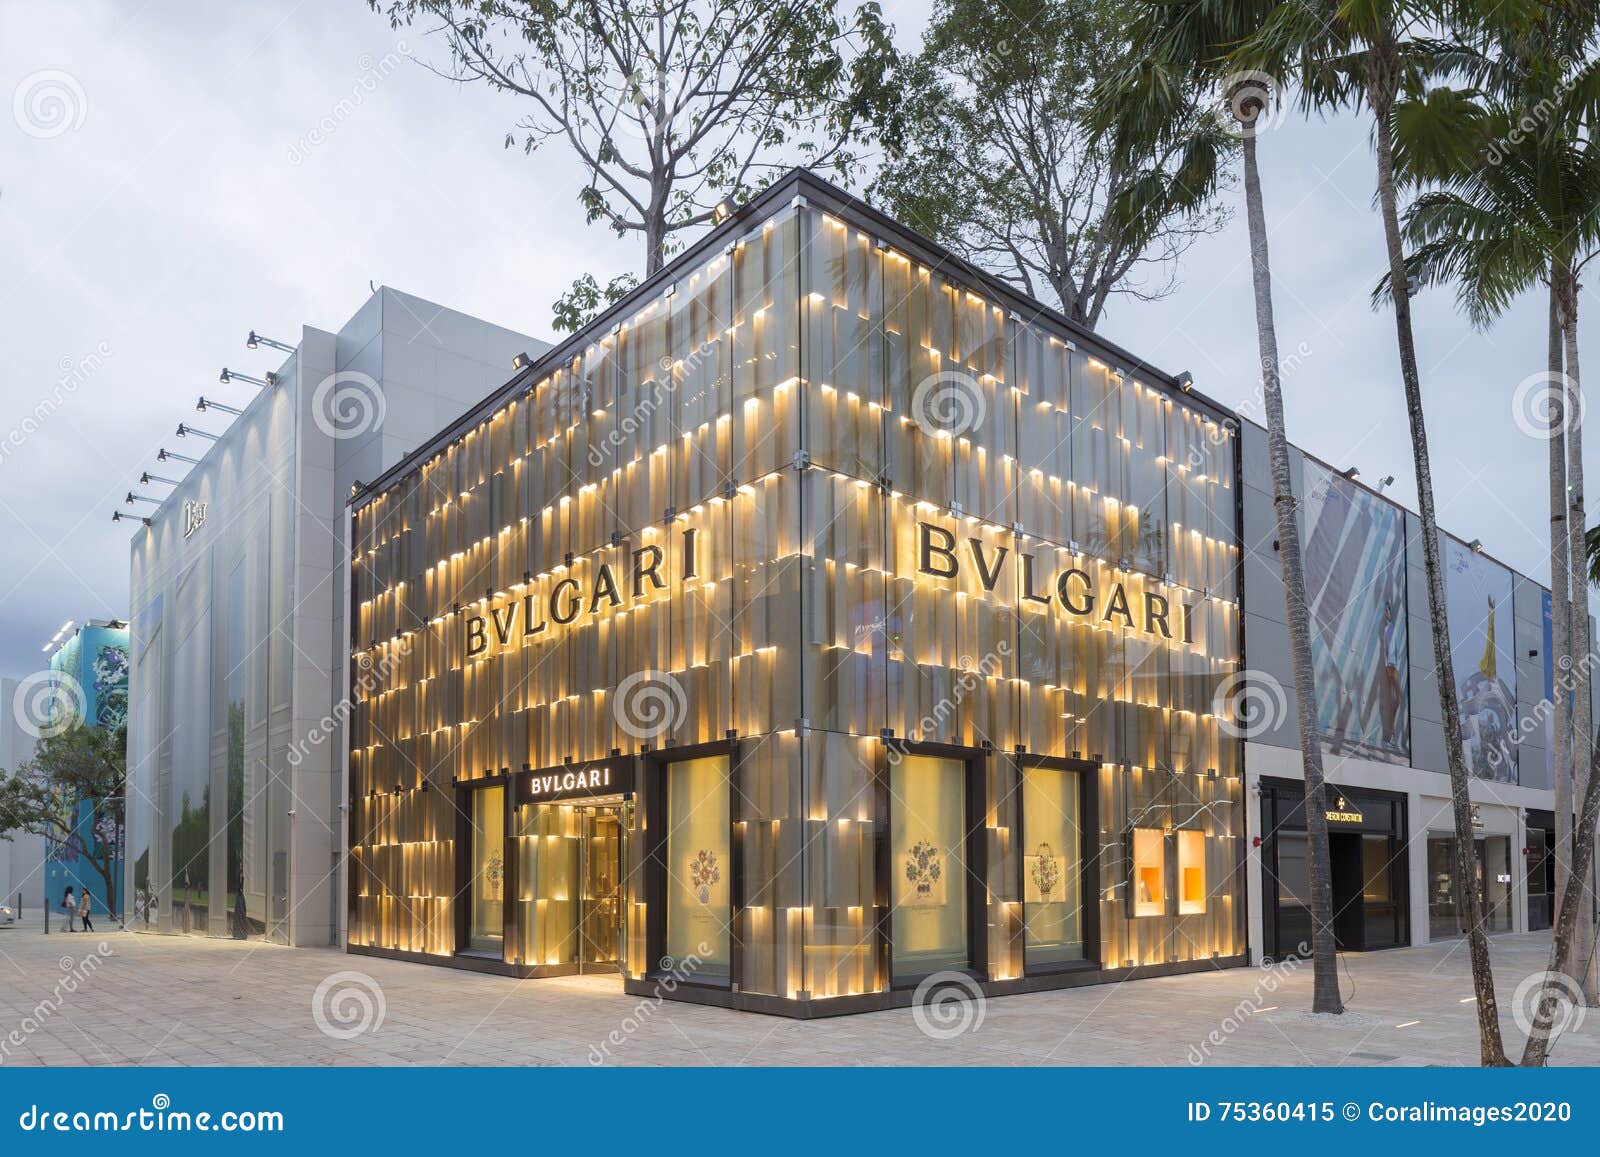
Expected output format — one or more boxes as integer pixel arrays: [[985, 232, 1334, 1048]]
[[372, 0, 898, 329], [874, 0, 1232, 329], [1095, 0, 1345, 1017], [0, 724, 126, 921]]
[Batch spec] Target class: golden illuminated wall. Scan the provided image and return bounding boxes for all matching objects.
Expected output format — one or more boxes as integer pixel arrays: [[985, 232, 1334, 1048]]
[[348, 190, 1243, 1001]]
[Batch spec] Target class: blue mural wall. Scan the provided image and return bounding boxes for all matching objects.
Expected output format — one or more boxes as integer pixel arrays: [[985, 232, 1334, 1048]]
[[42, 623, 129, 920]]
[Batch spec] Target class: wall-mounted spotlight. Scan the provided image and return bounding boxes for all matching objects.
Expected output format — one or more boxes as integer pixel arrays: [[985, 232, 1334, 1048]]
[[511, 351, 533, 371], [124, 491, 160, 506], [112, 511, 151, 526], [1469, 538, 1484, 553], [140, 471, 181, 486], [246, 330, 295, 353], [1377, 474, 1396, 493], [196, 396, 242, 416], [712, 200, 732, 224], [219, 368, 274, 388], [1339, 466, 1360, 480], [1174, 370, 1194, 393], [157, 447, 199, 465], [176, 423, 219, 441]]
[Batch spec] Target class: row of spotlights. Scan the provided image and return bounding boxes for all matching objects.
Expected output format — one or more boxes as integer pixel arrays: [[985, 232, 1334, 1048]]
[[115, 330, 293, 526]]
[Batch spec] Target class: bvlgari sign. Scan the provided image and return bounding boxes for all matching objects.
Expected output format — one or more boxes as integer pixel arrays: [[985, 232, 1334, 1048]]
[[515, 760, 635, 805], [466, 529, 699, 659], [915, 522, 1196, 641]]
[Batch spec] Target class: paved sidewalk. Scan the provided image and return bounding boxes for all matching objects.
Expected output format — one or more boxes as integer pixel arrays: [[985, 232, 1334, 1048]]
[[0, 922, 1593, 1066]]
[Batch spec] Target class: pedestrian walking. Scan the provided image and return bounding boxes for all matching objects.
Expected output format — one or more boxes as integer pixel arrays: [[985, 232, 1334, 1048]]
[[61, 885, 76, 932], [78, 888, 93, 933]]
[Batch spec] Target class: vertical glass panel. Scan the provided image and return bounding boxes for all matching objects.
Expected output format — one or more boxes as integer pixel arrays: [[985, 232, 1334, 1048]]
[[1130, 828, 1166, 916], [468, 785, 505, 952], [171, 603, 211, 935], [516, 802, 578, 966], [1021, 765, 1083, 968], [889, 754, 969, 976], [224, 562, 248, 937], [1361, 834, 1392, 902], [665, 754, 731, 980]]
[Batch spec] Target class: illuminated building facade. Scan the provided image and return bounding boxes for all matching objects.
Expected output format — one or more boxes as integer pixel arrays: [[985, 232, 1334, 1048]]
[[348, 171, 1245, 1015]]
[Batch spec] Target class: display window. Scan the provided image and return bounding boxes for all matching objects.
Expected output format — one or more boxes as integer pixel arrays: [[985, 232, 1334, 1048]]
[[1177, 829, 1207, 915], [663, 754, 733, 981], [888, 752, 974, 979], [1130, 828, 1166, 917], [1019, 761, 1087, 969]]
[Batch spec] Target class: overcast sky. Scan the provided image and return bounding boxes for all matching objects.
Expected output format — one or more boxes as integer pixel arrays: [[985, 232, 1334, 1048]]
[[1, 0, 1594, 681]]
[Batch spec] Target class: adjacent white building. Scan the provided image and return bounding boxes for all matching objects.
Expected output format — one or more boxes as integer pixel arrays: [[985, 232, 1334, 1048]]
[[123, 287, 545, 946]]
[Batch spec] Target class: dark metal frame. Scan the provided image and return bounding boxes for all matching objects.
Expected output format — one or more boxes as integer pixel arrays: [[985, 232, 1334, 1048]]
[[1013, 753, 1101, 977], [875, 739, 991, 989], [641, 738, 744, 993]]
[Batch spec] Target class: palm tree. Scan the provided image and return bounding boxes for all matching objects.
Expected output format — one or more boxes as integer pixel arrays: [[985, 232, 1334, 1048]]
[[1094, 0, 1344, 1015], [1383, 7, 1600, 1063], [1238, 0, 1524, 1065]]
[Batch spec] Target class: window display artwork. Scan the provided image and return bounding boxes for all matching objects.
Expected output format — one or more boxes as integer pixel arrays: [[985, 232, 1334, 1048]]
[[688, 848, 723, 905], [901, 838, 947, 906], [1025, 844, 1067, 905], [469, 786, 505, 950]]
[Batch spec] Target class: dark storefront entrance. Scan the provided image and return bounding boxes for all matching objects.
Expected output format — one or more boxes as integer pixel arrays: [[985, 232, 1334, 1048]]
[[1527, 809, 1555, 932], [1261, 779, 1409, 961]]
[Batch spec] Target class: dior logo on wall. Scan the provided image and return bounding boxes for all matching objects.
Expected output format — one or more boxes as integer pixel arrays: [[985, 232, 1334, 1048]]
[[916, 521, 1196, 642], [465, 528, 699, 659], [182, 499, 207, 538]]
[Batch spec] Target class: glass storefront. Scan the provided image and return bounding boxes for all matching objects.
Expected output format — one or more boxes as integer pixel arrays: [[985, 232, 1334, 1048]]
[[346, 171, 1245, 1013], [514, 799, 630, 970], [1261, 780, 1407, 958], [1427, 833, 1513, 938], [1527, 811, 1554, 932]]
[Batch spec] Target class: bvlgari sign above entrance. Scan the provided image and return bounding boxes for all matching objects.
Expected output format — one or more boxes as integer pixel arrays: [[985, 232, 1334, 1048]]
[[916, 523, 1196, 641], [515, 759, 635, 805]]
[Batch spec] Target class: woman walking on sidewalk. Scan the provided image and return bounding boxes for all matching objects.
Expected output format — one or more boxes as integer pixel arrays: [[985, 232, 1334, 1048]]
[[60, 885, 76, 932], [78, 889, 93, 933]]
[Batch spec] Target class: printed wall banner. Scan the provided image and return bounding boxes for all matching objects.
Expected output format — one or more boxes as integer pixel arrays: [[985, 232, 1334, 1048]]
[[1299, 460, 1410, 761], [1443, 536, 1518, 782]]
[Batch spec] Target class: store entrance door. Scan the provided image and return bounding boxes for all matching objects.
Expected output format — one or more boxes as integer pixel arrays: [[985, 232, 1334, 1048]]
[[574, 802, 627, 973]]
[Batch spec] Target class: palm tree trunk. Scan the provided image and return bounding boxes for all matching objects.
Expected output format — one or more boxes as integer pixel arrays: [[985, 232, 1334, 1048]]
[[1241, 127, 1342, 1014], [1549, 279, 1574, 973], [1368, 58, 1508, 1064], [1558, 268, 1599, 1005], [1524, 729, 1600, 1063]]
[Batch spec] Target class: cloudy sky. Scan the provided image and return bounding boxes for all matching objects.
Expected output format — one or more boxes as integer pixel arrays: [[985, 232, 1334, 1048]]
[[0, 0, 1593, 680]]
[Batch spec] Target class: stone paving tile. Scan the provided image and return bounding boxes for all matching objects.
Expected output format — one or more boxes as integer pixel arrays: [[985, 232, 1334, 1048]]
[[0, 923, 1595, 1066]]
